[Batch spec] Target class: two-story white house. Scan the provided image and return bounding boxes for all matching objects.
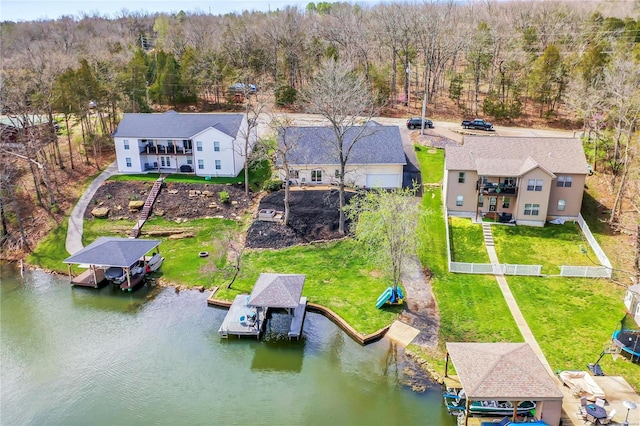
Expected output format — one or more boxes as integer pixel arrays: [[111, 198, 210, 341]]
[[112, 111, 255, 177]]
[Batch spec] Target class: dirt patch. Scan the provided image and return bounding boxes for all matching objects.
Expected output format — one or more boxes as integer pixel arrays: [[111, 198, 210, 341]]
[[245, 190, 356, 249], [86, 181, 253, 221]]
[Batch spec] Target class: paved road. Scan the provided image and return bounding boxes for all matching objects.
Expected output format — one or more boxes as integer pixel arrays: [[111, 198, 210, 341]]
[[65, 162, 118, 255]]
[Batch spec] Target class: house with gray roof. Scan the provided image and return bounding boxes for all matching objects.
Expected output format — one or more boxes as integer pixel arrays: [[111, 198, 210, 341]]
[[444, 137, 589, 226], [112, 111, 254, 177], [278, 123, 407, 189]]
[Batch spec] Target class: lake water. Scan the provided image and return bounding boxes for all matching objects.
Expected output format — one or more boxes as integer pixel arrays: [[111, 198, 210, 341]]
[[1, 263, 454, 425]]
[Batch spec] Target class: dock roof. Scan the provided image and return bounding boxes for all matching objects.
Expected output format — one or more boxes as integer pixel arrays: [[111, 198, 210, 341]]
[[446, 342, 563, 401], [63, 237, 161, 268], [248, 273, 306, 309]]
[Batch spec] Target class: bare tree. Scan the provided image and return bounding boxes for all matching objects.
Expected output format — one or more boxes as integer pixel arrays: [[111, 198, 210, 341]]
[[299, 58, 377, 234], [271, 115, 303, 226]]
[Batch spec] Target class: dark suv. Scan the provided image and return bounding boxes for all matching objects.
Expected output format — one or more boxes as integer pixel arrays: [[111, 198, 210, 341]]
[[406, 117, 433, 130]]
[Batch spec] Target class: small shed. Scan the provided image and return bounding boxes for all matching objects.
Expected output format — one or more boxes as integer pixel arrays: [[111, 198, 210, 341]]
[[445, 342, 564, 426]]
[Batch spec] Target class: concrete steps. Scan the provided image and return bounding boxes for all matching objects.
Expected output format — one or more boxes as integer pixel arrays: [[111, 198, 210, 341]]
[[482, 223, 494, 247]]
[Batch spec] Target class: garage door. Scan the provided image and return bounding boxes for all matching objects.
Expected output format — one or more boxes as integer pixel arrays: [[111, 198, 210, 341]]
[[366, 174, 400, 188]]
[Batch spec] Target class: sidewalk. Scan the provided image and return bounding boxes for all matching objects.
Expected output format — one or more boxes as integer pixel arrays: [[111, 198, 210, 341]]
[[65, 162, 118, 255]]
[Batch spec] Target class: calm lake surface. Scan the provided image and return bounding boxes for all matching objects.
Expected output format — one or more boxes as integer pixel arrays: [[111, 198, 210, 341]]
[[1, 263, 454, 426]]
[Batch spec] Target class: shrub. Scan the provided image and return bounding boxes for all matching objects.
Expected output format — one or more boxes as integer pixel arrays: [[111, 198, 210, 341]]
[[263, 179, 283, 192], [219, 191, 230, 204], [275, 85, 297, 106]]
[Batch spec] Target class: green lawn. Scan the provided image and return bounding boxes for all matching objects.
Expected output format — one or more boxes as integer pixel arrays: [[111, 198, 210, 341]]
[[415, 146, 444, 184], [508, 275, 639, 390], [448, 217, 490, 263], [492, 222, 597, 274], [213, 239, 401, 334]]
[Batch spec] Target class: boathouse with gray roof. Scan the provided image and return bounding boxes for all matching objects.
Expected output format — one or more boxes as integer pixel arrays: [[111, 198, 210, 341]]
[[278, 123, 407, 189]]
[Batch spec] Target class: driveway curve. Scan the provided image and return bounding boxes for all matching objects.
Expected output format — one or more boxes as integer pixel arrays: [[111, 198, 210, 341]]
[[65, 162, 118, 255]]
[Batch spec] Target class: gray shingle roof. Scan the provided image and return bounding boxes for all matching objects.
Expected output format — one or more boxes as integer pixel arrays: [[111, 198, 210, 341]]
[[64, 237, 161, 268], [247, 273, 306, 308], [446, 342, 564, 400], [445, 137, 589, 176], [279, 124, 407, 166], [112, 111, 244, 139]]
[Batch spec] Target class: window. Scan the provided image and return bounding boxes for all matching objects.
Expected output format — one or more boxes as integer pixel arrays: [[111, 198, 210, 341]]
[[479, 176, 488, 185], [289, 170, 299, 179], [334, 170, 340, 178], [557, 176, 573, 187], [524, 203, 540, 215], [160, 156, 171, 167], [311, 170, 322, 182], [198, 159, 204, 170], [124, 140, 129, 150], [557, 199, 566, 211], [527, 179, 543, 191], [504, 177, 516, 187], [458, 172, 465, 183], [502, 197, 510, 209], [196, 141, 203, 152], [215, 160, 221, 170], [187, 159, 193, 165], [489, 197, 497, 211], [214, 141, 220, 152], [125, 157, 132, 167], [183, 140, 192, 150], [478, 195, 484, 207], [456, 195, 464, 206]]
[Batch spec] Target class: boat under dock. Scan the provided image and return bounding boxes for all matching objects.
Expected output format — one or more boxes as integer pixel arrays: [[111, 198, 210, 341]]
[[288, 296, 307, 340], [219, 294, 267, 339]]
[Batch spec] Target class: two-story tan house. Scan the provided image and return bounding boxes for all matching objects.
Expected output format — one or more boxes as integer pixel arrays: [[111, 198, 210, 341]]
[[444, 137, 589, 226]]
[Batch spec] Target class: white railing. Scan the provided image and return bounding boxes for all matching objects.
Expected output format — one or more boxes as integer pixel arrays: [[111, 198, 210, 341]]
[[572, 213, 613, 278], [450, 262, 542, 276], [560, 265, 611, 278], [502, 264, 542, 276], [450, 262, 495, 274]]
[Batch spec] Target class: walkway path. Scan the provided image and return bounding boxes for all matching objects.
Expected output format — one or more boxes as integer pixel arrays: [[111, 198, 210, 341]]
[[65, 162, 118, 255]]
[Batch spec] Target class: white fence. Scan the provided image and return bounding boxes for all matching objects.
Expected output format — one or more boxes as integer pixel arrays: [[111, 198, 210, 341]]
[[445, 207, 612, 278], [450, 262, 542, 276]]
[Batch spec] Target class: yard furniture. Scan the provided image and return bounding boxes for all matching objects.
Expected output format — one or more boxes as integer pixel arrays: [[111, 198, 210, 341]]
[[599, 408, 616, 424], [585, 403, 607, 423]]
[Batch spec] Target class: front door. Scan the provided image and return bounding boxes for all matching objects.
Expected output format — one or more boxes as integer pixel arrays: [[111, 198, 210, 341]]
[[489, 197, 497, 211]]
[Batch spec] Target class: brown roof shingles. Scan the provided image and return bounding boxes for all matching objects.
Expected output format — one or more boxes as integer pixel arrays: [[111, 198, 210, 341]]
[[445, 137, 589, 176], [446, 342, 564, 401]]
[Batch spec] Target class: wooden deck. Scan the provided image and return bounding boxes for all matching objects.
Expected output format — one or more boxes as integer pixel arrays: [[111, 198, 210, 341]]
[[70, 268, 106, 288], [288, 297, 307, 340], [219, 294, 267, 338]]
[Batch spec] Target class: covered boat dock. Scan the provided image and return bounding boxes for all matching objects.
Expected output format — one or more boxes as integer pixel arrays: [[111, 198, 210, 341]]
[[219, 273, 307, 339], [444, 342, 564, 426], [63, 237, 161, 291]]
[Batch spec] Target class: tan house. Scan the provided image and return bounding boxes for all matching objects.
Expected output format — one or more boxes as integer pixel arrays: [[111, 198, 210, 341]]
[[444, 137, 590, 226]]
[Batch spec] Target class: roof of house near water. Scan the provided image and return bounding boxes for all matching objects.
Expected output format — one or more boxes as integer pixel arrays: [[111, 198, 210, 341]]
[[446, 342, 564, 401], [278, 123, 407, 166], [112, 111, 243, 139], [445, 137, 589, 176], [63, 237, 161, 268], [247, 273, 306, 308]]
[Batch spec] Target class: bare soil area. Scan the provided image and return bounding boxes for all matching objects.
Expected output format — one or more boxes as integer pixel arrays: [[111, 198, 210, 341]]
[[245, 189, 356, 249], [87, 181, 253, 221]]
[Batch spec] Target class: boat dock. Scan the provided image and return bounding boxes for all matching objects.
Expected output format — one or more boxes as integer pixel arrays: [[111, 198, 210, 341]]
[[118, 271, 146, 292], [219, 294, 267, 338], [288, 296, 307, 340], [70, 267, 106, 288]]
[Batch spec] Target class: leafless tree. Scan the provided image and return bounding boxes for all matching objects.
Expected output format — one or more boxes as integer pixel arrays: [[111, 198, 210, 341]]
[[299, 58, 377, 234]]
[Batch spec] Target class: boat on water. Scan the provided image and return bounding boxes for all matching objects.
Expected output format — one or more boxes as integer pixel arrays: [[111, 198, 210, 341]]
[[444, 390, 536, 417], [145, 253, 164, 272]]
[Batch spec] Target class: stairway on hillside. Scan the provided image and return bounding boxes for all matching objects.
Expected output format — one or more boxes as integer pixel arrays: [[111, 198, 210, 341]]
[[482, 223, 494, 247], [129, 175, 166, 238]]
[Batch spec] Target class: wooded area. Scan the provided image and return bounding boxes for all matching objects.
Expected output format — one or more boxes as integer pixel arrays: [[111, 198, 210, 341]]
[[0, 1, 638, 276]]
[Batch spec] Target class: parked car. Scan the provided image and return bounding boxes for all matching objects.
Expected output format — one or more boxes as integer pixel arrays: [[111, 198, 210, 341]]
[[228, 83, 257, 94], [406, 117, 434, 130], [461, 118, 494, 131]]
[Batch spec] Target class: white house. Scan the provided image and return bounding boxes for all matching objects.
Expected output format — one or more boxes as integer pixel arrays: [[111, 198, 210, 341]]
[[277, 122, 407, 189], [112, 111, 255, 177]]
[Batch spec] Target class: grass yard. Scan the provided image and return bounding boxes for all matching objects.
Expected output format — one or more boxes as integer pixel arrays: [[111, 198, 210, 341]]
[[213, 239, 401, 334], [414, 146, 444, 184], [492, 222, 598, 274], [448, 217, 490, 263], [508, 275, 639, 390]]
